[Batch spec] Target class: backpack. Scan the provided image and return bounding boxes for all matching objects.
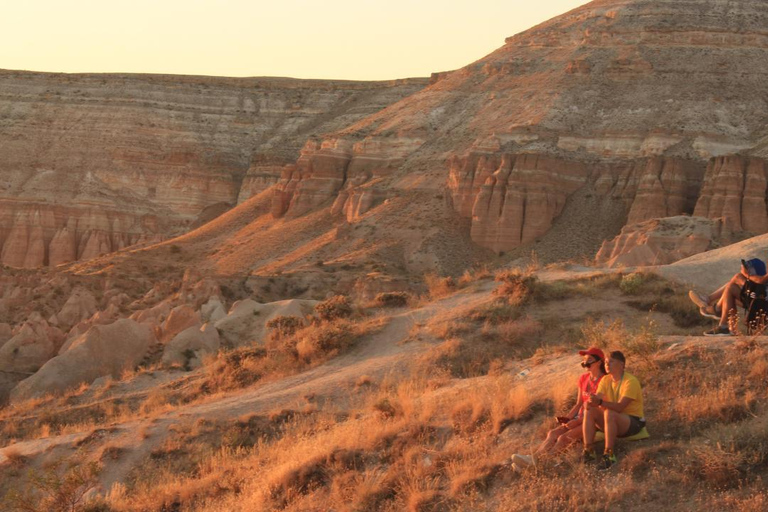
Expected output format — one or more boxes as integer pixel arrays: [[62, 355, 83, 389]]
[[742, 280, 768, 334]]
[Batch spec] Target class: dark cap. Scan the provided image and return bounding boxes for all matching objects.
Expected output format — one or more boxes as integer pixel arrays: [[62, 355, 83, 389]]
[[609, 350, 626, 364], [742, 258, 767, 276]]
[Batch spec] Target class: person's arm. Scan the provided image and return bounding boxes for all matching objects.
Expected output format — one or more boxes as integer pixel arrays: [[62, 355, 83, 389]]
[[748, 274, 768, 284], [597, 396, 633, 413], [566, 391, 582, 419]]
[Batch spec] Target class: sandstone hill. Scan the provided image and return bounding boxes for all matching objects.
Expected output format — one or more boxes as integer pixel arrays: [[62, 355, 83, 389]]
[[3, 1, 768, 509], [9, 1, 768, 279], [261, 0, 768, 267], [0, 71, 427, 268]]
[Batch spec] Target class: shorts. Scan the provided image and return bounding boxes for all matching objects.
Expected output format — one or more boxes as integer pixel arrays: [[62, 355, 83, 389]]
[[619, 415, 646, 438]]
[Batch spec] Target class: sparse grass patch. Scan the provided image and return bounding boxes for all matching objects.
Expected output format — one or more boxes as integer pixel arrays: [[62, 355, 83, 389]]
[[424, 273, 457, 299], [373, 292, 411, 308]]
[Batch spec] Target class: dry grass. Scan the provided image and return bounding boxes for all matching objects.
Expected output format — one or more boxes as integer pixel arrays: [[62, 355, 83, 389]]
[[5, 273, 768, 511], [424, 273, 457, 299]]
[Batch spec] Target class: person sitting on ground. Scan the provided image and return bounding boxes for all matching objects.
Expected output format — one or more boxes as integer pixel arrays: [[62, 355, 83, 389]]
[[509, 347, 607, 471], [583, 350, 645, 470], [688, 258, 767, 336]]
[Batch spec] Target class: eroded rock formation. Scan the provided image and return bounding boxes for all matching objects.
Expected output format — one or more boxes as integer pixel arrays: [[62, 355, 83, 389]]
[[0, 71, 427, 267], [596, 216, 732, 268], [694, 156, 768, 233]]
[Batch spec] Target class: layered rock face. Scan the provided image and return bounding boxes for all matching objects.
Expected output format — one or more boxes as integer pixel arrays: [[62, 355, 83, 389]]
[[279, 0, 768, 259], [448, 152, 590, 252], [596, 216, 732, 268], [272, 137, 423, 220], [0, 71, 427, 267], [694, 156, 768, 233]]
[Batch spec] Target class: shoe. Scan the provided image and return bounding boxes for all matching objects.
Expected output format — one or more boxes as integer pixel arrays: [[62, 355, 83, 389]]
[[582, 449, 596, 463], [689, 290, 709, 308], [703, 325, 732, 336], [511, 453, 534, 468], [598, 452, 617, 471], [510, 462, 522, 473], [699, 305, 720, 320]]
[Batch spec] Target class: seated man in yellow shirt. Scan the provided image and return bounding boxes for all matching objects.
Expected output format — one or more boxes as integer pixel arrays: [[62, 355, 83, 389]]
[[582, 350, 645, 470]]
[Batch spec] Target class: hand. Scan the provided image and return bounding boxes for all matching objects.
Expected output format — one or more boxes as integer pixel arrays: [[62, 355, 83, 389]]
[[566, 419, 580, 429], [556, 416, 570, 425], [588, 393, 600, 406]]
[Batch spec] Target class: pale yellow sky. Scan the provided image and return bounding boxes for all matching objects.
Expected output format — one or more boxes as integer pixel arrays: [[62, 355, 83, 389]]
[[1, 0, 587, 80]]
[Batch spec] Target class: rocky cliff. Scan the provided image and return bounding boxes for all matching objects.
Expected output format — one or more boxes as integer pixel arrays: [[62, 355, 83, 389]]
[[0, 71, 427, 267], [268, 0, 768, 261], [8, 0, 768, 272]]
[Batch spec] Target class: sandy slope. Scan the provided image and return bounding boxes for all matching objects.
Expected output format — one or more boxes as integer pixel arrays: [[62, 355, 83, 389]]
[[657, 233, 768, 291], [0, 280, 497, 492]]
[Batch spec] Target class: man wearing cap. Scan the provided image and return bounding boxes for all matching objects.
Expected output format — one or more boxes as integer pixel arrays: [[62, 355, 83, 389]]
[[583, 350, 645, 470], [689, 258, 767, 336]]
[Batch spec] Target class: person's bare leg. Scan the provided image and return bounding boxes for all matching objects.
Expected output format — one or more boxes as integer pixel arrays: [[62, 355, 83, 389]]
[[535, 425, 568, 455], [582, 407, 602, 449], [552, 426, 581, 453], [707, 283, 728, 304], [718, 281, 744, 327], [603, 409, 631, 453]]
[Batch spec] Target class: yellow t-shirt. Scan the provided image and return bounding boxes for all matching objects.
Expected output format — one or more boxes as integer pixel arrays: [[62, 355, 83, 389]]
[[597, 371, 644, 418]]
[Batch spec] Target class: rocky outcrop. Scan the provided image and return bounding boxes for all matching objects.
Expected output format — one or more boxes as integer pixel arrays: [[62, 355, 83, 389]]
[[625, 159, 705, 225], [215, 299, 317, 347], [162, 323, 220, 369], [10, 319, 156, 401], [55, 288, 98, 330], [448, 152, 590, 253], [0, 313, 64, 374], [596, 216, 732, 267], [201, 297, 227, 324], [272, 137, 422, 219], [693, 156, 768, 233], [0, 203, 166, 268], [0, 71, 427, 267], [160, 305, 201, 342]]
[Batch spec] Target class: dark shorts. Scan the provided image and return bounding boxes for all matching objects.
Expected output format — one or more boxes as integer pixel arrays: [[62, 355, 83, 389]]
[[620, 415, 646, 438]]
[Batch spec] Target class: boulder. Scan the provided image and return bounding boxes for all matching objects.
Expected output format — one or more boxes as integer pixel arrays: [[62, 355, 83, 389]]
[[201, 296, 226, 324], [57, 287, 98, 329], [0, 313, 62, 373], [215, 299, 317, 347], [162, 323, 220, 369], [160, 305, 201, 342], [10, 318, 156, 401]]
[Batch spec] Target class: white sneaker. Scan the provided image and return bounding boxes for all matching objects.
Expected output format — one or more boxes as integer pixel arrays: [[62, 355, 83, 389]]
[[688, 290, 708, 308], [511, 453, 535, 467]]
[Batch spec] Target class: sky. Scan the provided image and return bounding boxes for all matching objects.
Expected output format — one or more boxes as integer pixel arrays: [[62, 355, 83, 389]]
[[1, 0, 587, 80]]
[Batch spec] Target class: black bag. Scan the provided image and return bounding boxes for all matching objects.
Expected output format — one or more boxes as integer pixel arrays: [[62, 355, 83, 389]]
[[742, 280, 768, 334]]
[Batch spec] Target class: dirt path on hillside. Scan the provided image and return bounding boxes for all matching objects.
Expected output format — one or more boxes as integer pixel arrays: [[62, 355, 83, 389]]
[[0, 280, 497, 493]]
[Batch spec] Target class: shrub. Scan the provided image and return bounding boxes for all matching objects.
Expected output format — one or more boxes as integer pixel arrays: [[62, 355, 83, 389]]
[[424, 274, 456, 299], [295, 321, 355, 362], [493, 270, 536, 306], [3, 459, 101, 512], [315, 295, 353, 322], [373, 292, 410, 308], [266, 316, 304, 340]]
